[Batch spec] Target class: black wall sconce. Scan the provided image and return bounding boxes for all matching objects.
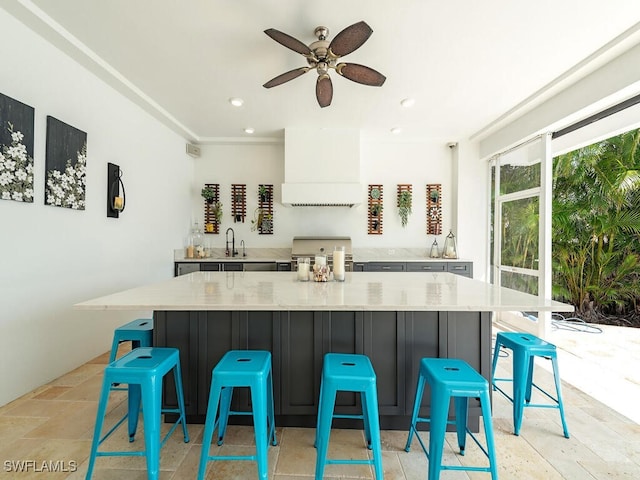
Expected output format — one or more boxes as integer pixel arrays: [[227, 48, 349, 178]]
[[107, 162, 126, 218]]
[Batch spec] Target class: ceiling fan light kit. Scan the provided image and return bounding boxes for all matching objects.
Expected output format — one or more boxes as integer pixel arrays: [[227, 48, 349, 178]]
[[263, 21, 386, 108]]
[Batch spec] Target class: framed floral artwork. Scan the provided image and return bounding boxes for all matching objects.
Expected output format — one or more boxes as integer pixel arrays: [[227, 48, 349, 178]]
[[0, 92, 35, 203], [44, 116, 87, 210]]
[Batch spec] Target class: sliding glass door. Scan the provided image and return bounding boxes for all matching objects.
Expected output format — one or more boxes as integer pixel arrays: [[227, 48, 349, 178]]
[[490, 135, 552, 335]]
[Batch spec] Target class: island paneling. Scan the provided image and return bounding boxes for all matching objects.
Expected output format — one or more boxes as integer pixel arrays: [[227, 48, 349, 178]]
[[154, 308, 490, 430]]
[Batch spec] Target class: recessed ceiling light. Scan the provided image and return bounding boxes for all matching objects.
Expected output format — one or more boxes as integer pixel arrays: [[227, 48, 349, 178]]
[[229, 97, 244, 107], [390, 127, 402, 134], [244, 127, 255, 134], [400, 98, 415, 108]]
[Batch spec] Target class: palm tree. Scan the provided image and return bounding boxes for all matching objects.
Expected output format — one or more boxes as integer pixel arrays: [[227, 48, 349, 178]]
[[552, 129, 640, 317]]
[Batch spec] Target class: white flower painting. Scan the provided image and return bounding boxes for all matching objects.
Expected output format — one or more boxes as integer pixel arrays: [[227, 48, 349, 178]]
[[44, 116, 87, 210], [0, 93, 35, 203]]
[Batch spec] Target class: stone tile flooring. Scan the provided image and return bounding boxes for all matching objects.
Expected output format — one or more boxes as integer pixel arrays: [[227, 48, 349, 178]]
[[1, 330, 639, 479]]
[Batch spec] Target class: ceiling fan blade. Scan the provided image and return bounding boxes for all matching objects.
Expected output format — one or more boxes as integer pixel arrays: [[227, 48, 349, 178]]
[[264, 28, 312, 56], [336, 63, 386, 86], [328, 21, 373, 57], [316, 74, 333, 108], [263, 67, 309, 88]]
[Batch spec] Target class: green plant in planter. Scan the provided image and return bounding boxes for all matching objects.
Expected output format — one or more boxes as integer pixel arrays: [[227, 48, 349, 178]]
[[398, 190, 412, 227], [211, 201, 223, 224], [370, 203, 383, 216], [251, 207, 266, 232], [429, 188, 439, 203], [258, 185, 270, 201], [201, 186, 215, 203]]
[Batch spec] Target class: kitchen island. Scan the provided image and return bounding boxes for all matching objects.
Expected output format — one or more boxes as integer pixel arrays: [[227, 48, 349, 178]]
[[75, 271, 572, 430]]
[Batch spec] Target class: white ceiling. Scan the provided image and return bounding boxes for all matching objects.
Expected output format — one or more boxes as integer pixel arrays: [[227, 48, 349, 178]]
[[5, 0, 640, 143]]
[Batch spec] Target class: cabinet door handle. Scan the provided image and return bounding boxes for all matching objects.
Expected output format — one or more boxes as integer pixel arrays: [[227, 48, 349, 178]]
[[452, 266, 465, 270], [382, 266, 391, 270], [422, 266, 432, 270]]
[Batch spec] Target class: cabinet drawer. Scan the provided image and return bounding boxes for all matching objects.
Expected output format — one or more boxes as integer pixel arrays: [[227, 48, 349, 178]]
[[201, 263, 221, 271], [366, 262, 406, 272], [222, 263, 243, 272], [406, 262, 446, 272], [175, 262, 201, 276], [447, 262, 472, 277]]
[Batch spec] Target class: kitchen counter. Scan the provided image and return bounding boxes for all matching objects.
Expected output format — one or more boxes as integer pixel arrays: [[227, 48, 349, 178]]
[[75, 271, 572, 312], [173, 247, 472, 263], [174, 247, 291, 263], [75, 272, 571, 429]]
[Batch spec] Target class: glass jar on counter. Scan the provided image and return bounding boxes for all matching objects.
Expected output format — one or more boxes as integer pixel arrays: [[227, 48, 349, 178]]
[[333, 246, 345, 281], [297, 257, 310, 281]]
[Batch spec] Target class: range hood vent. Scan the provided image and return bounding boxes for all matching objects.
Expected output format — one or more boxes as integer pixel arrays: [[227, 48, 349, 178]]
[[281, 128, 363, 207]]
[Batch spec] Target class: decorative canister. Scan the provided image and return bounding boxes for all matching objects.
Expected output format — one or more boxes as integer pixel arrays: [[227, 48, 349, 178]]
[[333, 246, 345, 281], [297, 257, 310, 281]]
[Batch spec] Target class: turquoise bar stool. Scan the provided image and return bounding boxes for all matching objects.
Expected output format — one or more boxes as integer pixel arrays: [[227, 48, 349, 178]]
[[491, 332, 570, 438], [197, 350, 277, 480], [404, 357, 498, 480], [315, 353, 384, 480], [108, 318, 153, 363], [86, 347, 189, 480]]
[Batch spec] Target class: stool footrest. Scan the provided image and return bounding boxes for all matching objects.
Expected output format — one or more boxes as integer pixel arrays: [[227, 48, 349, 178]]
[[96, 450, 146, 458], [206, 454, 257, 462], [493, 379, 562, 407], [332, 413, 364, 420], [226, 410, 254, 416], [442, 465, 493, 473], [326, 459, 375, 466]]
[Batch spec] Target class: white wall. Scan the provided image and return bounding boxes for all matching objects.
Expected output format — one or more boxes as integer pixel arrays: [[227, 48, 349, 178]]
[[191, 139, 461, 251], [0, 9, 193, 406]]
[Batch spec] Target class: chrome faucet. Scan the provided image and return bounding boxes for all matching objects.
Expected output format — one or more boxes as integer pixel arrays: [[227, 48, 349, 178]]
[[225, 227, 237, 257], [240, 239, 246, 257]]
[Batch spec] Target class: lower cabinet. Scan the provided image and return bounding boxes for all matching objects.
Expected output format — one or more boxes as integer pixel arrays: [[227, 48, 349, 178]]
[[154, 308, 490, 429], [365, 262, 406, 272], [175, 261, 290, 275], [370, 261, 473, 277]]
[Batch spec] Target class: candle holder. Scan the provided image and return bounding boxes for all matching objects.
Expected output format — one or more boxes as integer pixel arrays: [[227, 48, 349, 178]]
[[297, 257, 310, 281], [442, 230, 458, 259], [429, 238, 440, 258], [107, 162, 126, 218], [333, 246, 345, 281]]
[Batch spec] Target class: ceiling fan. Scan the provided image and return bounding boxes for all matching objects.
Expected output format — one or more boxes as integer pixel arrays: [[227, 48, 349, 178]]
[[263, 21, 386, 108]]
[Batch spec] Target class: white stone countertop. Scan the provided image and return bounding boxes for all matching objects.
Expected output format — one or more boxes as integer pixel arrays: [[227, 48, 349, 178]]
[[75, 271, 573, 313], [174, 248, 470, 263]]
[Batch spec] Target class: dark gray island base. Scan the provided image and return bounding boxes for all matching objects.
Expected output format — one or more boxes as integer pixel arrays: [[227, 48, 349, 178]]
[[154, 309, 491, 431]]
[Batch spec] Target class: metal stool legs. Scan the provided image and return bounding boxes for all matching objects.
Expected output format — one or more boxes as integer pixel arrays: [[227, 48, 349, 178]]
[[405, 357, 498, 480], [85, 347, 189, 480], [314, 353, 384, 480], [491, 332, 569, 438], [197, 350, 277, 480]]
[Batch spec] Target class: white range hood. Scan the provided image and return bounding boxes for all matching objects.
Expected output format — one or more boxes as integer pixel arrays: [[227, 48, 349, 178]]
[[281, 128, 363, 207]]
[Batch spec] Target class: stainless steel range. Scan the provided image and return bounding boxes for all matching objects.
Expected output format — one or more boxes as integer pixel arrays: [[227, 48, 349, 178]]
[[291, 236, 353, 272]]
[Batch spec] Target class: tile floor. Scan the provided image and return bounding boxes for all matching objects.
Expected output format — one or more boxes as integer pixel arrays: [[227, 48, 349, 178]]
[[1, 327, 639, 479]]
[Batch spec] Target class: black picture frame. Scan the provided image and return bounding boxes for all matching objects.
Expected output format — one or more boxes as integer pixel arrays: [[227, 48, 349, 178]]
[[44, 116, 87, 210], [0, 92, 35, 203]]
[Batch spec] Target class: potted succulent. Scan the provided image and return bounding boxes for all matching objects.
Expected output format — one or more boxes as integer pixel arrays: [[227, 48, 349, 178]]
[[398, 190, 412, 227], [260, 213, 273, 233], [201, 186, 215, 204], [211, 201, 223, 224], [370, 203, 383, 217], [258, 185, 270, 202], [251, 207, 265, 232]]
